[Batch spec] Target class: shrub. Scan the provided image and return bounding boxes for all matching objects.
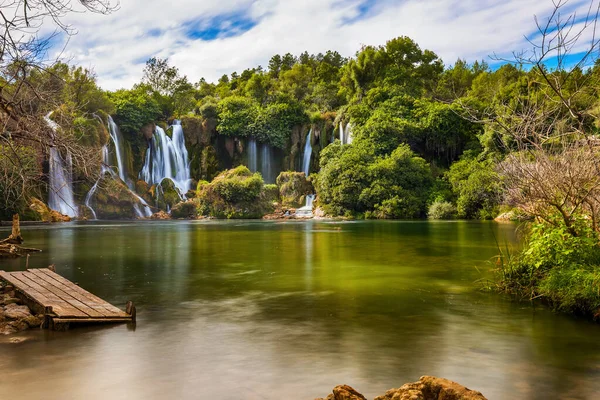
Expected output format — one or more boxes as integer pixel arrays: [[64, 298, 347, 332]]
[[428, 201, 457, 220], [497, 216, 600, 318], [196, 166, 273, 219]]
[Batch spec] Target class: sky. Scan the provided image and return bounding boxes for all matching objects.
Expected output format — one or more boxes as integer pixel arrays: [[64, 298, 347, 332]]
[[41, 0, 595, 90]]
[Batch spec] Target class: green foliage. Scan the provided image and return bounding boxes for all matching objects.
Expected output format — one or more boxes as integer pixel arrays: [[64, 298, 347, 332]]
[[253, 101, 308, 148], [216, 96, 258, 137], [498, 217, 600, 317], [315, 142, 431, 218], [446, 155, 502, 219], [110, 86, 162, 135], [196, 166, 273, 219], [428, 201, 457, 220]]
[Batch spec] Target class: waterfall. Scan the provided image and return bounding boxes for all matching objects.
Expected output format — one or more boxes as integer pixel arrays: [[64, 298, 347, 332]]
[[339, 123, 345, 145], [260, 143, 273, 183], [48, 148, 78, 218], [140, 120, 191, 197], [84, 119, 153, 219], [302, 129, 312, 176], [107, 116, 130, 185], [45, 113, 78, 218], [346, 123, 353, 144], [295, 194, 315, 217], [248, 137, 258, 172]]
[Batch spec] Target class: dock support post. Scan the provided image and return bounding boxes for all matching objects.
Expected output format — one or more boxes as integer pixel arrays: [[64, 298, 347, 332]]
[[126, 301, 136, 322]]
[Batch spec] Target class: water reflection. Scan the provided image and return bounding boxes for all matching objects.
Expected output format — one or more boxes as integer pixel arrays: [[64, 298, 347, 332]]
[[0, 221, 598, 399]]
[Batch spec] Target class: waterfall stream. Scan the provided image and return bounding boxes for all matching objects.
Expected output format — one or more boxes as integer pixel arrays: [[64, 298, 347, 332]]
[[140, 120, 191, 197], [260, 143, 273, 183], [295, 194, 315, 217], [84, 118, 152, 219], [248, 137, 258, 173], [45, 113, 78, 218], [302, 129, 313, 176]]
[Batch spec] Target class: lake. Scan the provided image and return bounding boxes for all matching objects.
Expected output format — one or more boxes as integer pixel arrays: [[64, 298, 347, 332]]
[[1, 220, 599, 399]]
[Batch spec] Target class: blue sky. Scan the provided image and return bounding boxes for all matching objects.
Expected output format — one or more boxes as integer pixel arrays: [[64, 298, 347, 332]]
[[46, 0, 594, 90]]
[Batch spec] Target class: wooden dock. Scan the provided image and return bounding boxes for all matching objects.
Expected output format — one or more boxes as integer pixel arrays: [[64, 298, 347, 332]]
[[0, 268, 135, 330]]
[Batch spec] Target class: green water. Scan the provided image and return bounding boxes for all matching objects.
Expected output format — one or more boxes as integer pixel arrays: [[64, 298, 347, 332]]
[[1, 220, 599, 399]]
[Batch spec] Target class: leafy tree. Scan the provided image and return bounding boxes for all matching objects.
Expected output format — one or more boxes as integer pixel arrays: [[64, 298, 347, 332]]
[[216, 96, 258, 137]]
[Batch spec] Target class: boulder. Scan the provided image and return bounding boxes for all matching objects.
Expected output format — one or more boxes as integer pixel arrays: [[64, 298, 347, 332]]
[[29, 198, 71, 222], [316, 385, 367, 400], [374, 376, 487, 400], [3, 304, 31, 320], [90, 174, 141, 219], [170, 200, 198, 219], [276, 171, 314, 208], [22, 315, 42, 328], [316, 378, 487, 400], [151, 211, 171, 220]]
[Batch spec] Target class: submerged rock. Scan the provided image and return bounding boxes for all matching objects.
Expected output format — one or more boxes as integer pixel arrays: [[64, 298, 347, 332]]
[[316, 377, 487, 400]]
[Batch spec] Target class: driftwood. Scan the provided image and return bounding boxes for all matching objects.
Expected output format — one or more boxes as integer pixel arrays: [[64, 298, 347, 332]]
[[0, 214, 41, 258]]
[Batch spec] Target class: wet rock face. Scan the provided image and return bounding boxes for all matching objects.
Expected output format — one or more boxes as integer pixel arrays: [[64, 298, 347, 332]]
[[316, 377, 487, 400]]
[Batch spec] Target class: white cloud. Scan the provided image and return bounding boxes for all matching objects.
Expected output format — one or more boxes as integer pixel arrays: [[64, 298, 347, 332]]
[[44, 0, 595, 90]]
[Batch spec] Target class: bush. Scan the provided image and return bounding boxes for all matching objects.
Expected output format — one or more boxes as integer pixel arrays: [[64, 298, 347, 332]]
[[428, 201, 457, 220], [446, 155, 502, 219], [196, 166, 273, 219], [315, 142, 432, 218], [497, 216, 600, 318], [262, 184, 280, 204]]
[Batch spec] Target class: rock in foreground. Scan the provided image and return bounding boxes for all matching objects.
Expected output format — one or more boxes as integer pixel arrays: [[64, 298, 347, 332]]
[[316, 377, 487, 400]]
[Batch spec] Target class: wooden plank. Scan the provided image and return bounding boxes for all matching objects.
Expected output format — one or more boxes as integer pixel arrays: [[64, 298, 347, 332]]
[[26, 269, 116, 318], [10, 272, 88, 318], [52, 317, 131, 324], [20, 271, 104, 318], [1, 271, 53, 307], [34, 269, 128, 316], [0, 271, 73, 316]]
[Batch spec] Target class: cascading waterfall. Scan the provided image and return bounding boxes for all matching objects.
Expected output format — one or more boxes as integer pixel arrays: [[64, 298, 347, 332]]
[[107, 116, 130, 185], [260, 143, 273, 183], [302, 129, 313, 176], [339, 123, 345, 145], [248, 137, 258, 172], [45, 113, 78, 218], [85, 119, 152, 219], [296, 194, 315, 217], [140, 120, 191, 197]]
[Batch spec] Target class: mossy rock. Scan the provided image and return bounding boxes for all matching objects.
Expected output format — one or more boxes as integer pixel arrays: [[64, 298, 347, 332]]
[[153, 179, 183, 211], [87, 174, 140, 219], [171, 200, 198, 219], [276, 171, 314, 208]]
